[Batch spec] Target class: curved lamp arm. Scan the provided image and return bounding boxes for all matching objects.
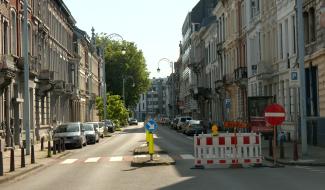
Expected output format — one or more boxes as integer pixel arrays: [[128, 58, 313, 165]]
[[157, 58, 173, 73]]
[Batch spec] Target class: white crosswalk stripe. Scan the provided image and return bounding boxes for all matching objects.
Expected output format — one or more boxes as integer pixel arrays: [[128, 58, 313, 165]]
[[60, 159, 78, 164], [109, 156, 123, 162], [84, 157, 101, 163], [180, 154, 194, 160]]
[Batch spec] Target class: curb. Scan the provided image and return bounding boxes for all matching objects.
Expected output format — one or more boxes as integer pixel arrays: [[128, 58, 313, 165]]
[[264, 156, 325, 166], [0, 151, 72, 184], [131, 160, 176, 167], [0, 164, 43, 184]]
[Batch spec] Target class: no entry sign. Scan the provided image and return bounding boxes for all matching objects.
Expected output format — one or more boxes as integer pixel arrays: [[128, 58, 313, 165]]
[[264, 104, 285, 126]]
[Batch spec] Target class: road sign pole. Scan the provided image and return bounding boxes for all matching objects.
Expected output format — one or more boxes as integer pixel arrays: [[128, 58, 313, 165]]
[[148, 132, 154, 161], [273, 126, 277, 166], [146, 130, 149, 146]]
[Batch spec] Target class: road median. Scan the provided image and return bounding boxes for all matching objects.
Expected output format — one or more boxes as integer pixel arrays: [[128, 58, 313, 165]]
[[131, 143, 175, 167]]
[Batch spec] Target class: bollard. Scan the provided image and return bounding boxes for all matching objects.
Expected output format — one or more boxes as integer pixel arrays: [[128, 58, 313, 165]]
[[0, 139, 3, 176], [10, 148, 15, 172], [31, 144, 35, 164], [58, 139, 61, 153], [41, 137, 44, 151], [21, 147, 25, 168], [280, 138, 285, 159], [62, 138, 65, 152], [47, 140, 52, 158], [0, 150, 3, 176], [53, 140, 57, 155]]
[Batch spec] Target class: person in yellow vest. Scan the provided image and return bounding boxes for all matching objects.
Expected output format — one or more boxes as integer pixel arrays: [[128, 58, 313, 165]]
[[211, 123, 219, 136]]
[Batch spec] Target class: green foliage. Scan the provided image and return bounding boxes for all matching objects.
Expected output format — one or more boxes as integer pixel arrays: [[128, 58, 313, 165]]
[[96, 94, 128, 127], [96, 33, 150, 108]]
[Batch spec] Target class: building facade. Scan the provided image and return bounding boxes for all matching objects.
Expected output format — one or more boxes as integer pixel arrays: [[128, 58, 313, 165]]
[[0, 0, 103, 147]]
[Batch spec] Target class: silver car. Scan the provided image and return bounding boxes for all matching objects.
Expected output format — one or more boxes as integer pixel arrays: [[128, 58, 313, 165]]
[[53, 122, 87, 148], [86, 122, 105, 138], [83, 123, 100, 144]]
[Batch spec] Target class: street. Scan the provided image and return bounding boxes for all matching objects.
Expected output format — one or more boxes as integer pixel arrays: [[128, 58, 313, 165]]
[[1, 123, 325, 190]]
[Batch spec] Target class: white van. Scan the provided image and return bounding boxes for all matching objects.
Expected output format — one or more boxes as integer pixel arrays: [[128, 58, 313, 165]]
[[176, 116, 192, 130]]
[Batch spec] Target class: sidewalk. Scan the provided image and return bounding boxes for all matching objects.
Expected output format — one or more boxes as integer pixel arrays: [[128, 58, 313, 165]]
[[0, 141, 71, 183], [261, 139, 325, 166]]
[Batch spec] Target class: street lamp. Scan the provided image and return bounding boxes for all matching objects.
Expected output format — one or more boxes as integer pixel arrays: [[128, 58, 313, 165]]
[[157, 58, 174, 118], [100, 32, 125, 123]]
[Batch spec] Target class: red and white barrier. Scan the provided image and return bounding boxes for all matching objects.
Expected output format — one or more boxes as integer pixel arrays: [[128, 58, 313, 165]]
[[194, 133, 262, 167]]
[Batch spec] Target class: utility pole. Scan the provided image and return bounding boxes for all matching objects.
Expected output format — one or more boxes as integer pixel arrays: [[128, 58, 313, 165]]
[[297, 0, 308, 155], [23, 0, 31, 155], [102, 52, 107, 122]]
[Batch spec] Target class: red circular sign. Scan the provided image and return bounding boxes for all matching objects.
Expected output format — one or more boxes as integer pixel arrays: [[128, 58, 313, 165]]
[[264, 104, 285, 126]]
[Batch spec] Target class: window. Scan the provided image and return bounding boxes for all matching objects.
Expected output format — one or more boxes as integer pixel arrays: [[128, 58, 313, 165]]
[[279, 23, 283, 59], [292, 15, 296, 54], [303, 11, 309, 44], [309, 8, 316, 42], [10, 10, 17, 55], [3, 20, 9, 54]]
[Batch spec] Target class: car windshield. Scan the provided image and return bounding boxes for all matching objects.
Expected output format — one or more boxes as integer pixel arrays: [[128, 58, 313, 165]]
[[83, 124, 94, 131], [56, 124, 80, 133], [181, 118, 186, 122]]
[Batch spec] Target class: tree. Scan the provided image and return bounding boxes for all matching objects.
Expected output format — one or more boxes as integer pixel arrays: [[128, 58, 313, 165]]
[[96, 94, 129, 127], [96, 33, 150, 108]]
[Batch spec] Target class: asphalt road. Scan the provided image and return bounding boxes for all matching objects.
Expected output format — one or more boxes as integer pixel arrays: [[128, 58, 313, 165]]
[[1, 123, 325, 190]]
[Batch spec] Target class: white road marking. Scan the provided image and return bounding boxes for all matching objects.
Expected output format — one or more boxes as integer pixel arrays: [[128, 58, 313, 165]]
[[109, 156, 123, 162], [84, 157, 101, 163], [60, 159, 78, 164], [134, 155, 148, 158], [180, 154, 195, 160]]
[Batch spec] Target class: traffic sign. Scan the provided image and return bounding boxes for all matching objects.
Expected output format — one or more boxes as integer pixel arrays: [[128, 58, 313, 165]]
[[264, 104, 285, 126], [225, 98, 231, 108], [289, 68, 299, 87], [145, 119, 158, 132]]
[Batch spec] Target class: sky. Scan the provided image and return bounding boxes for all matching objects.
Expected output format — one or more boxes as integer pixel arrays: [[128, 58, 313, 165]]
[[64, 0, 200, 79]]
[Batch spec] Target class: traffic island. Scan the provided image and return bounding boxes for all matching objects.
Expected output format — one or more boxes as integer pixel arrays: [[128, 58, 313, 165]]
[[131, 154, 176, 167], [133, 144, 167, 155]]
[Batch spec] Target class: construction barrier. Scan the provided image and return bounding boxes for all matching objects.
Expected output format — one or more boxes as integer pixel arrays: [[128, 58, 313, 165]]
[[194, 133, 262, 167]]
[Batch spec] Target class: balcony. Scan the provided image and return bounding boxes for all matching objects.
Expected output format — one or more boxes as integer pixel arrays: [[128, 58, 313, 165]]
[[215, 79, 223, 89], [89, 93, 97, 104], [223, 74, 233, 85], [196, 87, 212, 101], [16, 55, 40, 76], [234, 67, 248, 87], [0, 55, 16, 88], [65, 83, 73, 94], [257, 61, 273, 80], [39, 70, 54, 81], [53, 80, 65, 93]]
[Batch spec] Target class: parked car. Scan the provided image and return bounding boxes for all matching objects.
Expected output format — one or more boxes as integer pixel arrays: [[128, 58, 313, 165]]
[[176, 116, 192, 130], [183, 120, 206, 135], [53, 122, 87, 148], [170, 118, 179, 129], [105, 120, 115, 133], [86, 122, 104, 138], [129, 118, 138, 125], [83, 123, 99, 144]]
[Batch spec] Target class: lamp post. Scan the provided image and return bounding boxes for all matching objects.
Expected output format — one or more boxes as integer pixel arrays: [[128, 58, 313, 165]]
[[157, 58, 174, 118], [23, 0, 31, 155], [100, 33, 125, 123]]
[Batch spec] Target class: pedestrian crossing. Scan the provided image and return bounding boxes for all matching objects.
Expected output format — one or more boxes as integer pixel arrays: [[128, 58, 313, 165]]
[[59, 154, 195, 165]]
